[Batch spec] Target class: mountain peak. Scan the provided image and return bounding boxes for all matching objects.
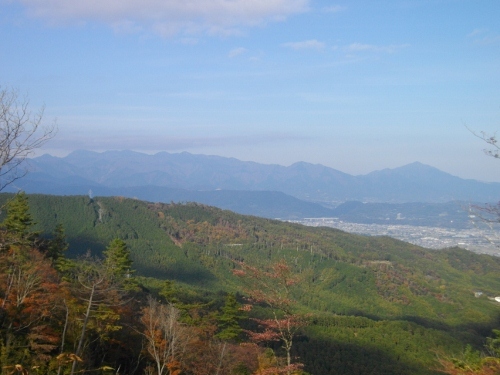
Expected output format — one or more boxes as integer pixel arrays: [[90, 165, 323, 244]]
[[366, 162, 448, 178], [399, 161, 440, 171], [19, 151, 500, 203]]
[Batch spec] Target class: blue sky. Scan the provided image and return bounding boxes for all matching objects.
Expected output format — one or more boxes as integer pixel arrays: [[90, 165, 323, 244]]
[[2, 0, 500, 181]]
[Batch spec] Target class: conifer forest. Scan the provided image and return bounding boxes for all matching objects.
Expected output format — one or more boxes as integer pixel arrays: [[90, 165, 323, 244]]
[[1, 193, 500, 374]]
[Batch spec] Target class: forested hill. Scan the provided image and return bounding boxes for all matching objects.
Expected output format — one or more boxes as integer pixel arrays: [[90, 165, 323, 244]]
[[3, 193, 500, 374]]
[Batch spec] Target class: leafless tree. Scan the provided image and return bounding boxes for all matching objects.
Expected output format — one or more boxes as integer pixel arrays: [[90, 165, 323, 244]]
[[467, 127, 500, 247], [467, 126, 500, 159], [0, 87, 56, 191], [68, 257, 131, 375], [140, 296, 193, 375]]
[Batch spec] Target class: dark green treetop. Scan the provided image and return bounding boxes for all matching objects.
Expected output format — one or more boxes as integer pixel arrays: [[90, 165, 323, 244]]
[[216, 293, 245, 341], [103, 238, 135, 284], [47, 223, 73, 272], [1, 191, 36, 245]]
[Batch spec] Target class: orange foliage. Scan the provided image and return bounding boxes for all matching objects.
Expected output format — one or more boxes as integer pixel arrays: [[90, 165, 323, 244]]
[[0, 245, 66, 366], [233, 259, 305, 374]]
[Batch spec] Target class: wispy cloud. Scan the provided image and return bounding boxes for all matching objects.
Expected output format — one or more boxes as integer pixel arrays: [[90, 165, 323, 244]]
[[467, 28, 500, 45], [48, 132, 308, 152], [282, 39, 325, 50], [228, 47, 248, 58], [13, 0, 310, 37], [347, 43, 409, 54], [467, 28, 486, 38]]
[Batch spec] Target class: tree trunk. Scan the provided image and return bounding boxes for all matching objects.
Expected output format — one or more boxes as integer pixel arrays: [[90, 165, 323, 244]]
[[70, 285, 95, 375]]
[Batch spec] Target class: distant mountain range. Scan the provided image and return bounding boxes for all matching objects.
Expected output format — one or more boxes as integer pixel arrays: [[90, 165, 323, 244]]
[[5, 150, 500, 222]]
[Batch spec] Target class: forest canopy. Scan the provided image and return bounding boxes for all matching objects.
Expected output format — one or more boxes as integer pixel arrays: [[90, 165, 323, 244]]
[[1, 193, 500, 374]]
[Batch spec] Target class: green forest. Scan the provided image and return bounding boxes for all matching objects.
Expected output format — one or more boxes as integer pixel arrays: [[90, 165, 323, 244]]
[[1, 192, 500, 375]]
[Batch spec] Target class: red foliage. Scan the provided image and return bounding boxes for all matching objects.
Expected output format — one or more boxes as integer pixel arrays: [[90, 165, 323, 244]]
[[232, 259, 306, 373], [0, 245, 66, 366]]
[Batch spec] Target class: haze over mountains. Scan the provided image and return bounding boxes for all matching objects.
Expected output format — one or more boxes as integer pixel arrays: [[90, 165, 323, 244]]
[[7, 150, 500, 221]]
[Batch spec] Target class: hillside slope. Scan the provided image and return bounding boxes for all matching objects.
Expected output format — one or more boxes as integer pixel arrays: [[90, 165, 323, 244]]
[[5, 192, 498, 320], [4, 193, 500, 374]]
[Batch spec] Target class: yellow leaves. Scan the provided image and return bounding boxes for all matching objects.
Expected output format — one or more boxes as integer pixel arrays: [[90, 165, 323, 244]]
[[56, 353, 84, 363], [256, 348, 279, 373], [2, 364, 36, 375], [97, 365, 115, 372]]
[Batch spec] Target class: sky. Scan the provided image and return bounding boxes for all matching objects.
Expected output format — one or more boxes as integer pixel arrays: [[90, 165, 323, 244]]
[[1, 0, 500, 181]]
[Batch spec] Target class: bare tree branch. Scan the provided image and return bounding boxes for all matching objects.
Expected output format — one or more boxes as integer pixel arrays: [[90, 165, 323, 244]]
[[466, 125, 500, 249], [0, 87, 56, 191], [466, 125, 500, 159]]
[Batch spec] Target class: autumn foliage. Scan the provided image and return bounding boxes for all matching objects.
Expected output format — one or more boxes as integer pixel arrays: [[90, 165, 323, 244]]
[[233, 259, 307, 375], [0, 194, 299, 375]]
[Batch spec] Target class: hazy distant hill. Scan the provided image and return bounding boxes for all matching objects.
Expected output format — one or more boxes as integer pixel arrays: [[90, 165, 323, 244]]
[[5, 150, 499, 221], [16, 150, 499, 201], [357, 162, 497, 202], [9, 172, 338, 220], [103, 187, 337, 220]]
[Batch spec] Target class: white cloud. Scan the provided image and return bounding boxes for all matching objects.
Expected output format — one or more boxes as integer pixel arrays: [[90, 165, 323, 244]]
[[347, 43, 409, 54], [14, 0, 310, 36], [282, 39, 325, 50], [228, 47, 247, 58]]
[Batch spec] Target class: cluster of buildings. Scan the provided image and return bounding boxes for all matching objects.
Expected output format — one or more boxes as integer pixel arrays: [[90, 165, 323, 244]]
[[292, 217, 500, 257]]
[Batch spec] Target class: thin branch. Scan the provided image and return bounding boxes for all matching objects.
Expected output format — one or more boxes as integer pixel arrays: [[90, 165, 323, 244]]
[[0, 87, 57, 191]]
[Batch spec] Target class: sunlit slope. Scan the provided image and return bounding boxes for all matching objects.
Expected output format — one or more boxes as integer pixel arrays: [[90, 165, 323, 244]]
[[3, 193, 500, 374], [2, 193, 498, 324]]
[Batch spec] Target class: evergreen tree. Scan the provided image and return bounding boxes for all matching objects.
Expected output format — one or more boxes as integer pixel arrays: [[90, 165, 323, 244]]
[[47, 223, 73, 272], [159, 279, 179, 304], [0, 192, 39, 250], [216, 293, 244, 341], [486, 329, 500, 358], [103, 238, 135, 285], [2, 192, 34, 239]]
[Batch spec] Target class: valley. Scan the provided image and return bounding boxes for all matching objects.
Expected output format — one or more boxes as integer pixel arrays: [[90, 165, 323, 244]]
[[294, 217, 500, 256], [2, 150, 500, 374]]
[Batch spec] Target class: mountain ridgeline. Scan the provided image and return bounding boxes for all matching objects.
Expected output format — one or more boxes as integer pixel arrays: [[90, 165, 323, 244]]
[[3, 193, 500, 374], [6, 150, 499, 224], [13, 150, 500, 203]]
